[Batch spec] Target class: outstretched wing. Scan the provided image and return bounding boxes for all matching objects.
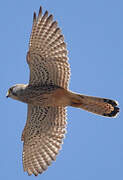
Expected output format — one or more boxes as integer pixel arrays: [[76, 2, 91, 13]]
[[22, 105, 67, 176], [27, 7, 70, 89]]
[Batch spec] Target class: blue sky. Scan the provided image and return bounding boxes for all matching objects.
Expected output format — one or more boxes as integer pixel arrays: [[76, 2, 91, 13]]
[[1, 0, 123, 179]]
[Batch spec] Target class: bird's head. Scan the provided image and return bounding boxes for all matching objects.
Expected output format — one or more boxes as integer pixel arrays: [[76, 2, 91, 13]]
[[6, 84, 27, 100]]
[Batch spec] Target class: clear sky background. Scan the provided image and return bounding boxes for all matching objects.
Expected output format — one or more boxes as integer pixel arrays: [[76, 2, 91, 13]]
[[1, 0, 123, 180]]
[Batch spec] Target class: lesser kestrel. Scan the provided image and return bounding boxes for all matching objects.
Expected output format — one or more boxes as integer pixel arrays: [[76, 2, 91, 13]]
[[7, 6, 119, 176]]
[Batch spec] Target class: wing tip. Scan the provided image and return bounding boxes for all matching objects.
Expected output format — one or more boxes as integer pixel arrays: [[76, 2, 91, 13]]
[[33, 12, 36, 23], [33, 6, 43, 23], [38, 6, 42, 19]]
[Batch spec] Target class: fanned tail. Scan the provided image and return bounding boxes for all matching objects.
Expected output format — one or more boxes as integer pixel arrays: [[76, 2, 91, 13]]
[[69, 92, 119, 117]]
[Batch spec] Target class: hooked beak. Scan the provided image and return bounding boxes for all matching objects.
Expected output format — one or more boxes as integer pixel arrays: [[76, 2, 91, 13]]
[[6, 91, 9, 98]]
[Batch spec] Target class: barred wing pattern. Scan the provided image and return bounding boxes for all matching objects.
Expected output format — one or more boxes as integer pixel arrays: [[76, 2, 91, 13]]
[[22, 105, 67, 176], [27, 7, 70, 89]]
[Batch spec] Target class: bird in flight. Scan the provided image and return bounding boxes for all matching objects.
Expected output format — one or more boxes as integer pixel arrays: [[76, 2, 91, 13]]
[[6, 6, 119, 176]]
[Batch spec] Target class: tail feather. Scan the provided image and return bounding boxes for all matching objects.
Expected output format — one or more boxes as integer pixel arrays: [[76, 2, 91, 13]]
[[103, 99, 119, 117], [69, 92, 119, 117]]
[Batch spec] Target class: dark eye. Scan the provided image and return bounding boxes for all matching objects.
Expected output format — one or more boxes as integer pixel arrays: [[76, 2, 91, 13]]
[[9, 87, 13, 92]]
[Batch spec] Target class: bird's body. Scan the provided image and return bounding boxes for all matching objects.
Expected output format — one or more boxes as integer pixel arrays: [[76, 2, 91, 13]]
[[8, 83, 119, 116], [7, 6, 119, 176]]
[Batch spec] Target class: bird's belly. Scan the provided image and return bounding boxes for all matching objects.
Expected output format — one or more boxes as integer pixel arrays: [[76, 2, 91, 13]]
[[30, 88, 71, 107]]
